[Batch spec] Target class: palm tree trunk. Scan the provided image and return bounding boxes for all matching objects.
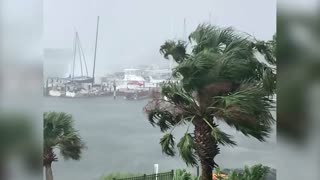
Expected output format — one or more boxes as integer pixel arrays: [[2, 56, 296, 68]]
[[45, 164, 54, 180], [200, 160, 212, 180], [43, 148, 57, 180], [194, 116, 219, 180]]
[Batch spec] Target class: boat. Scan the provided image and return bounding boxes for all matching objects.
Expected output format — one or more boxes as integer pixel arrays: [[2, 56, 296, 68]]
[[123, 89, 150, 100], [106, 67, 173, 100], [52, 16, 101, 98], [49, 90, 65, 97], [65, 89, 87, 98]]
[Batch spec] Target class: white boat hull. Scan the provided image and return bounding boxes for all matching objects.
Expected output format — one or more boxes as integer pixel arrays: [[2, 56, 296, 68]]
[[49, 90, 63, 97], [66, 91, 76, 98], [65, 91, 87, 98]]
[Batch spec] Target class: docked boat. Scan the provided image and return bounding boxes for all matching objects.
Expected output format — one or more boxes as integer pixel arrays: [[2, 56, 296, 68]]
[[123, 89, 150, 100], [65, 89, 87, 98], [108, 67, 172, 100], [49, 90, 65, 97], [46, 16, 102, 98]]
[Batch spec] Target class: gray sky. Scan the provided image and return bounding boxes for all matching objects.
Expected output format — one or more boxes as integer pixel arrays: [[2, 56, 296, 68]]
[[44, 0, 276, 76]]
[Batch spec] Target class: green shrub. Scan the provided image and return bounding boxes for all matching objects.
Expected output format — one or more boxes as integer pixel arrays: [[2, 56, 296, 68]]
[[174, 169, 199, 180], [227, 164, 269, 180]]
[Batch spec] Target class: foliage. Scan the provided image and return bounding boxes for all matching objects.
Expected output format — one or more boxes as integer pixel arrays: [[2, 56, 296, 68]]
[[211, 127, 236, 146], [160, 40, 188, 63], [145, 23, 276, 170], [160, 133, 175, 156], [101, 172, 143, 180], [43, 112, 85, 163], [174, 169, 199, 180], [173, 169, 193, 180], [177, 133, 198, 167], [227, 164, 269, 180]]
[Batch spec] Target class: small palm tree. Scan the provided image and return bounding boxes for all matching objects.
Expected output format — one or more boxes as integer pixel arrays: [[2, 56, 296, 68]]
[[144, 24, 276, 180], [43, 112, 85, 180]]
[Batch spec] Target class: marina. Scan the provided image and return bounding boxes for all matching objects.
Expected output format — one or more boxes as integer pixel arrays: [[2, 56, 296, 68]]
[[44, 67, 169, 100], [44, 16, 171, 100]]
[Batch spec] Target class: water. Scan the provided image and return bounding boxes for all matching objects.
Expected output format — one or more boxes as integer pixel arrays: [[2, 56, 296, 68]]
[[44, 96, 276, 180]]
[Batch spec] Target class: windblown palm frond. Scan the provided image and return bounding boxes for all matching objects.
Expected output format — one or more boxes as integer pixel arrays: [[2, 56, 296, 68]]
[[160, 133, 176, 156], [144, 97, 188, 132], [213, 85, 275, 141], [44, 112, 73, 149], [147, 109, 177, 132], [261, 66, 276, 95], [161, 82, 197, 107], [44, 112, 85, 161], [59, 133, 84, 160], [160, 40, 188, 63], [177, 133, 198, 167], [252, 40, 276, 65], [211, 127, 236, 146], [170, 25, 275, 91], [189, 24, 252, 55]]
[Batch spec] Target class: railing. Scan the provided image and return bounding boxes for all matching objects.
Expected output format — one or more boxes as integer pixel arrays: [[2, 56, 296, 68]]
[[114, 170, 174, 180]]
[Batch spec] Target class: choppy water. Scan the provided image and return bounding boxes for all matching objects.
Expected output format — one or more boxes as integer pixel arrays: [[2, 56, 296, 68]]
[[44, 96, 276, 180]]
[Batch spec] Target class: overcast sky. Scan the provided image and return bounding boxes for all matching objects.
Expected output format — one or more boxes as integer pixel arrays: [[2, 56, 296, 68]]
[[44, 0, 276, 76]]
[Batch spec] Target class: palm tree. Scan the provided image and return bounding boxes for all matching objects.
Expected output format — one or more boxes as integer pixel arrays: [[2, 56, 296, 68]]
[[43, 112, 85, 180], [144, 24, 276, 180]]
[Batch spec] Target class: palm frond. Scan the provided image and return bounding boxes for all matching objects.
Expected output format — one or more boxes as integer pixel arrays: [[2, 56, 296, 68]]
[[160, 40, 188, 63], [177, 133, 198, 167], [211, 127, 236, 146], [44, 112, 74, 139], [253, 41, 276, 65], [160, 133, 176, 156], [44, 112, 85, 160], [213, 85, 275, 141], [161, 82, 197, 107], [261, 66, 276, 95], [44, 112, 74, 149], [147, 109, 177, 132], [59, 133, 85, 160], [173, 51, 222, 91], [224, 36, 251, 53], [173, 46, 258, 92], [189, 24, 252, 56]]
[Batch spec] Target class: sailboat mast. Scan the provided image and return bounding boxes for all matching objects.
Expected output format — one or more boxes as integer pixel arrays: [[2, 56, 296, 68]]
[[77, 33, 89, 77], [76, 32, 84, 77], [183, 18, 187, 41], [92, 16, 100, 85], [72, 32, 77, 80]]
